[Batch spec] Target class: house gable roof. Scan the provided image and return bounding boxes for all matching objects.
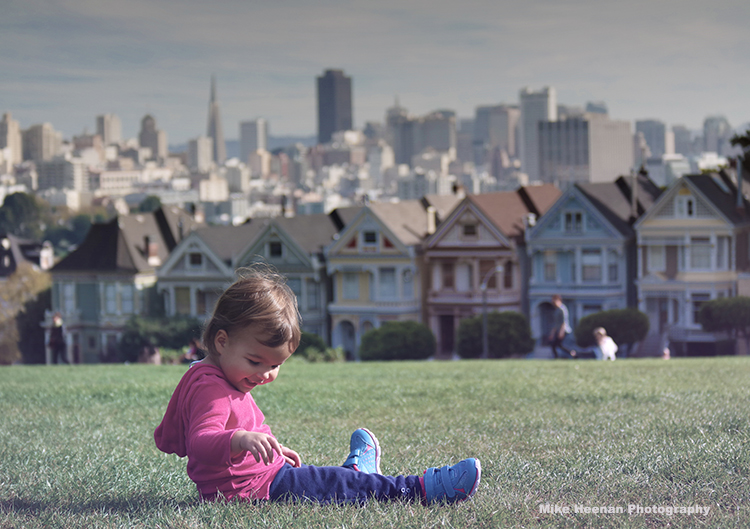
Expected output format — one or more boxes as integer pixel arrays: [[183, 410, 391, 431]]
[[327, 204, 417, 258], [424, 195, 512, 250], [52, 207, 199, 275], [470, 184, 561, 239], [236, 214, 339, 269], [635, 172, 750, 229], [574, 174, 662, 237], [527, 185, 622, 242]]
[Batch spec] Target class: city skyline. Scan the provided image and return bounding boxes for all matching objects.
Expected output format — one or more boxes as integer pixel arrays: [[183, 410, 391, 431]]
[[3, 0, 749, 144]]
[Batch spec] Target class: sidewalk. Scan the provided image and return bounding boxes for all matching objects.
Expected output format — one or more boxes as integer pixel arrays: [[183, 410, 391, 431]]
[[525, 343, 556, 360]]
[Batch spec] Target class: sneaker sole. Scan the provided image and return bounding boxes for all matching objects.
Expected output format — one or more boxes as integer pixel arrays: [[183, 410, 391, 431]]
[[464, 458, 481, 500], [359, 427, 382, 474]]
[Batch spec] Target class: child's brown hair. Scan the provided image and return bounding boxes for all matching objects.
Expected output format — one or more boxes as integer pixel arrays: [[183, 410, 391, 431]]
[[202, 265, 301, 356]]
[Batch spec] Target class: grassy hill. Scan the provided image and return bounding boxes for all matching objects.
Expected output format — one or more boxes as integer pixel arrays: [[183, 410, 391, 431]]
[[1, 357, 749, 528]]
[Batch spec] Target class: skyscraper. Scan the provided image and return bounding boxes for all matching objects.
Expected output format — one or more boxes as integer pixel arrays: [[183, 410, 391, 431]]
[[473, 104, 520, 165], [96, 114, 122, 146], [703, 115, 732, 155], [207, 76, 226, 165], [188, 136, 213, 173], [635, 119, 671, 158], [240, 119, 268, 163], [0, 112, 23, 165], [538, 113, 632, 186], [672, 125, 693, 156], [317, 69, 352, 145], [22, 123, 62, 162], [519, 87, 557, 181], [138, 115, 167, 161]]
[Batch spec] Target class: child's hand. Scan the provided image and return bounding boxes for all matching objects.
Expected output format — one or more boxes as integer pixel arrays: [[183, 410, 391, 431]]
[[281, 446, 302, 468], [232, 431, 283, 465]]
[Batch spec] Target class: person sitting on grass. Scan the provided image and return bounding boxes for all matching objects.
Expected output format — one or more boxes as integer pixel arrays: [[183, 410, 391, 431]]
[[154, 265, 480, 505], [571, 327, 618, 361]]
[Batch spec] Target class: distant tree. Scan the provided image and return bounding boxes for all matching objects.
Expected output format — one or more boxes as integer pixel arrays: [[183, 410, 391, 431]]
[[456, 311, 534, 359], [698, 297, 750, 355], [0, 192, 46, 240], [359, 321, 436, 361], [0, 263, 51, 365], [43, 213, 94, 254], [730, 128, 750, 151], [575, 308, 650, 354], [138, 195, 162, 213]]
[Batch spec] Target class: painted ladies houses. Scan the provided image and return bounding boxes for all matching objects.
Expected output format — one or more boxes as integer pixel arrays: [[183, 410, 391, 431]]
[[526, 174, 661, 344], [634, 171, 750, 355], [47, 206, 199, 363], [325, 198, 460, 359], [423, 185, 560, 357], [156, 222, 264, 319], [157, 212, 344, 342], [233, 213, 343, 342]]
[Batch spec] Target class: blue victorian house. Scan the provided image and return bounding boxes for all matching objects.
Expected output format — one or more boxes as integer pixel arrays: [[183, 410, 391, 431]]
[[525, 174, 661, 345]]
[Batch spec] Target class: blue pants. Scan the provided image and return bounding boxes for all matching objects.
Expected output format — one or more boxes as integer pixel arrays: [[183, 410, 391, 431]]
[[269, 463, 423, 504]]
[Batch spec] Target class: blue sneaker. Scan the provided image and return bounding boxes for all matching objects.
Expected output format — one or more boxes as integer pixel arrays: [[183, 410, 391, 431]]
[[423, 458, 481, 504], [343, 428, 381, 474]]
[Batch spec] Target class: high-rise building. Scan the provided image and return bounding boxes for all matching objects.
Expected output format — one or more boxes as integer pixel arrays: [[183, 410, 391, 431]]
[[207, 76, 226, 165], [539, 114, 632, 187], [635, 119, 673, 158], [96, 114, 122, 146], [703, 115, 732, 155], [22, 123, 62, 162], [519, 87, 557, 181], [473, 104, 520, 165], [240, 119, 268, 163], [188, 136, 213, 173], [585, 101, 608, 115], [317, 69, 352, 145], [418, 110, 456, 156], [37, 155, 89, 192], [672, 125, 693, 156], [138, 115, 167, 161], [0, 112, 23, 165]]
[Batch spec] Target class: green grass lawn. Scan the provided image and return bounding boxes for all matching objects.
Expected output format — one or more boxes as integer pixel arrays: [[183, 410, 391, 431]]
[[1, 357, 749, 528]]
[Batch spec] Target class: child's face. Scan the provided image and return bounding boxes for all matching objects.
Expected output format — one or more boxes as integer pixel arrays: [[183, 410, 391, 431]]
[[209, 324, 293, 393]]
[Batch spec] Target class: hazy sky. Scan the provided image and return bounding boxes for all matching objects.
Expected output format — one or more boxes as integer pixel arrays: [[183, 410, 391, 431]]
[[3, 0, 749, 144]]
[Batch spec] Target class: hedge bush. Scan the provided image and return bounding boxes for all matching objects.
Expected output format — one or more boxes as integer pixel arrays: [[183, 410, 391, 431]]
[[294, 331, 344, 363], [359, 321, 436, 361], [118, 316, 203, 363], [456, 311, 534, 359]]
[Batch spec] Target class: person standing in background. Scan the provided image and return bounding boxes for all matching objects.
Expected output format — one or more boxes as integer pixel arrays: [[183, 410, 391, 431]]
[[548, 295, 573, 359], [49, 312, 69, 364]]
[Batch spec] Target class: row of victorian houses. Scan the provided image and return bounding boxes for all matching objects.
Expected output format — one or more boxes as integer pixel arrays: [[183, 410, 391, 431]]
[[44, 168, 750, 363]]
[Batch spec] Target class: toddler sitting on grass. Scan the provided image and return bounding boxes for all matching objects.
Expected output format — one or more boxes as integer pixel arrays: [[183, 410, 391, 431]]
[[155, 266, 480, 505]]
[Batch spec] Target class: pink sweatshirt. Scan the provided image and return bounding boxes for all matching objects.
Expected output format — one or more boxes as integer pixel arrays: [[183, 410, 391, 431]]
[[154, 362, 285, 500]]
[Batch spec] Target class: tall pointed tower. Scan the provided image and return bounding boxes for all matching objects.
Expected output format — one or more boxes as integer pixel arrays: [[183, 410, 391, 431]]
[[207, 75, 226, 165]]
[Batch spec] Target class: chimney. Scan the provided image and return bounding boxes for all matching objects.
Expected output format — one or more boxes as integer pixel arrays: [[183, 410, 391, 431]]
[[426, 206, 436, 235], [145, 235, 161, 266]]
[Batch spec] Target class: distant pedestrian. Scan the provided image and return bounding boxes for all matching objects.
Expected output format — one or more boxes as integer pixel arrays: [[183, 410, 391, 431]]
[[48, 312, 69, 364], [548, 294, 573, 359]]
